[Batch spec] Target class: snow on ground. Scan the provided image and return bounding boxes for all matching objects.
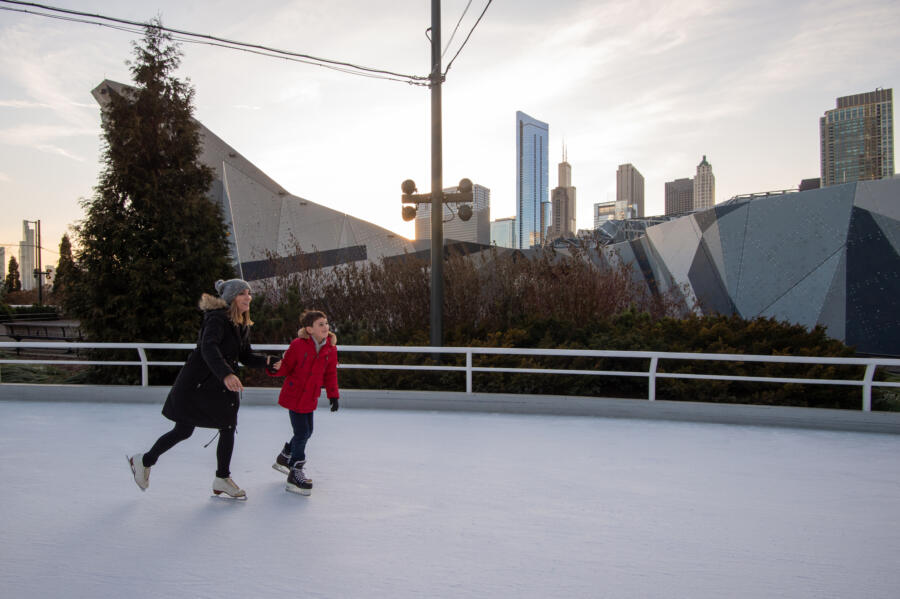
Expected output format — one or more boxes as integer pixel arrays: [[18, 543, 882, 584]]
[[1, 400, 899, 599]]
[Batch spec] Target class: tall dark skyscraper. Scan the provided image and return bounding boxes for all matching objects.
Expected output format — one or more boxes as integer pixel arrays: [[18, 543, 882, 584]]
[[549, 146, 576, 239], [665, 178, 694, 215], [516, 111, 549, 248], [820, 88, 894, 186], [616, 163, 644, 218]]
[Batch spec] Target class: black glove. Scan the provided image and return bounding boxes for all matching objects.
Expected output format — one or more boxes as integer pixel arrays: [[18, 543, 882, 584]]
[[329, 397, 340, 412], [265, 355, 279, 374]]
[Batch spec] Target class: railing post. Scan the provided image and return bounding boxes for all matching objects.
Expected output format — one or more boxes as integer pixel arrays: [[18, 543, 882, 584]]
[[466, 350, 473, 394], [648, 356, 658, 401], [862, 363, 876, 412], [137, 347, 149, 387]]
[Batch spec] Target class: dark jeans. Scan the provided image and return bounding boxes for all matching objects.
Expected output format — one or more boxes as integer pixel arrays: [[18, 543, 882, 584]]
[[143, 422, 236, 479], [288, 411, 314, 464]]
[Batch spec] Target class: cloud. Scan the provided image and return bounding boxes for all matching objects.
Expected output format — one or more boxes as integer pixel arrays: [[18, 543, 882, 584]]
[[0, 171, 10, 182], [35, 145, 86, 162]]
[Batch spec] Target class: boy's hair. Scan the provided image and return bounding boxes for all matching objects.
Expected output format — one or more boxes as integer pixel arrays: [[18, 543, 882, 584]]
[[298, 310, 327, 330]]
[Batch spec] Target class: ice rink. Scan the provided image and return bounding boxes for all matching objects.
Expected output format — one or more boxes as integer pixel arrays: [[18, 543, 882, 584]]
[[2, 400, 899, 598]]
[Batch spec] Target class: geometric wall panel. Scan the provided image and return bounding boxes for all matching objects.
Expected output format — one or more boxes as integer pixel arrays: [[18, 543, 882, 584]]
[[845, 207, 900, 355], [605, 178, 900, 356]]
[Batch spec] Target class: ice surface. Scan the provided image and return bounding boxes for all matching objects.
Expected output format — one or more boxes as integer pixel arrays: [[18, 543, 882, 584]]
[[1, 400, 899, 599]]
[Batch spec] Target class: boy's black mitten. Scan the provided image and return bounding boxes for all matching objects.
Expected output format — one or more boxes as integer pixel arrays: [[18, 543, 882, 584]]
[[329, 397, 340, 412]]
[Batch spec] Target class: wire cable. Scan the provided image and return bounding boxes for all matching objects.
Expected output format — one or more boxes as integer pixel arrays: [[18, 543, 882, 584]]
[[443, 0, 492, 77], [442, 0, 472, 58], [0, 0, 430, 85]]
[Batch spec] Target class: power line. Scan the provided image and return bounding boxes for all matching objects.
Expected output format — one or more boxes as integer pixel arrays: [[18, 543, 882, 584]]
[[442, 0, 473, 58], [0, 0, 431, 86], [443, 0, 492, 77]]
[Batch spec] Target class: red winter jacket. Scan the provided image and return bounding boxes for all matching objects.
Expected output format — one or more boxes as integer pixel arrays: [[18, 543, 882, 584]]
[[271, 331, 339, 413]]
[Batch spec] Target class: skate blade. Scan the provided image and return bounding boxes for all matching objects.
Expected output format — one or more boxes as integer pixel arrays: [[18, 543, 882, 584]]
[[272, 463, 290, 475], [286, 485, 311, 496], [211, 491, 248, 501], [127, 454, 146, 492]]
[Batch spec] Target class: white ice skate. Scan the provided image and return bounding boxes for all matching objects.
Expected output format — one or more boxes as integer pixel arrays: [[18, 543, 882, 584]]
[[128, 454, 150, 491], [212, 476, 247, 500]]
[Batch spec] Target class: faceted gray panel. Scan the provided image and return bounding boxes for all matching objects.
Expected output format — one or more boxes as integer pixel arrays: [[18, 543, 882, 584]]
[[817, 250, 847, 341], [712, 201, 750, 299], [759, 249, 843, 330], [869, 212, 900, 254], [222, 162, 284, 261], [734, 189, 854, 317], [845, 207, 900, 355], [645, 214, 702, 285], [688, 239, 735, 315], [854, 178, 900, 220]]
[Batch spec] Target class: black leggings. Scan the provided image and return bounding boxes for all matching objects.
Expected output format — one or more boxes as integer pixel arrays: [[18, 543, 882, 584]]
[[143, 422, 236, 479]]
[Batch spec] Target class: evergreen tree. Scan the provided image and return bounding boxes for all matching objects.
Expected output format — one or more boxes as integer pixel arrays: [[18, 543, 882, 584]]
[[5, 256, 21, 292], [67, 20, 233, 348], [52, 233, 76, 305]]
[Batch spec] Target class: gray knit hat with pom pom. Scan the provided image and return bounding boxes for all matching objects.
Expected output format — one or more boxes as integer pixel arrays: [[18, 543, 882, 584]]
[[214, 278, 250, 304]]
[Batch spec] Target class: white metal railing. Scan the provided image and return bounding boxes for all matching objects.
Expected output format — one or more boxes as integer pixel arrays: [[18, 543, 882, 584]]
[[2, 341, 900, 411]]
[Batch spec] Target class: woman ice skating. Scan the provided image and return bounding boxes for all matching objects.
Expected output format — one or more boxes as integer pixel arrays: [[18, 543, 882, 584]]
[[269, 310, 340, 496], [128, 278, 277, 499]]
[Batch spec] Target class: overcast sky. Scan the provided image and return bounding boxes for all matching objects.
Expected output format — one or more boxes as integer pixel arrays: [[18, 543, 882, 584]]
[[1, 0, 898, 268]]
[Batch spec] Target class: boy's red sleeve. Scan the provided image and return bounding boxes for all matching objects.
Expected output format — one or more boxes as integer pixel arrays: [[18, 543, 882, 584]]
[[269, 340, 297, 377], [325, 349, 339, 398]]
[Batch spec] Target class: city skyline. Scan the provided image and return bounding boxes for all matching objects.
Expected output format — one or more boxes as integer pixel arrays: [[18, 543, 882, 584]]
[[1, 0, 899, 267]]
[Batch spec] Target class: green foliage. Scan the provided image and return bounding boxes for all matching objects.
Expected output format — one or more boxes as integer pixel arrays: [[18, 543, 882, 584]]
[[63, 21, 233, 383], [52, 233, 76, 307], [5, 256, 21, 292]]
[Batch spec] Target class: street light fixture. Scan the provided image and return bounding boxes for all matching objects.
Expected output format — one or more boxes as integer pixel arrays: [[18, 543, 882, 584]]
[[400, 177, 474, 346]]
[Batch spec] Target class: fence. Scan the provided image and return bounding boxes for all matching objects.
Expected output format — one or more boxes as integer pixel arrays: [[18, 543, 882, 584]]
[[3, 341, 900, 411]]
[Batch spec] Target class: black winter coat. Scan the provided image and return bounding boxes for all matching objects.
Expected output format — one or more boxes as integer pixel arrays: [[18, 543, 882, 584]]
[[162, 307, 267, 430]]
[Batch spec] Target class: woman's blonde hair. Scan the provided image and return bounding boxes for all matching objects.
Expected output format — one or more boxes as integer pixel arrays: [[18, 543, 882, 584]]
[[227, 299, 253, 326]]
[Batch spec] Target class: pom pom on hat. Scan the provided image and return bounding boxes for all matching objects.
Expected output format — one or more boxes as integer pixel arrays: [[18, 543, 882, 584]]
[[214, 278, 250, 304]]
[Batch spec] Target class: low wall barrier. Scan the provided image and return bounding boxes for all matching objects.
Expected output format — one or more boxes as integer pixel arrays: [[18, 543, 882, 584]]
[[2, 341, 899, 412]]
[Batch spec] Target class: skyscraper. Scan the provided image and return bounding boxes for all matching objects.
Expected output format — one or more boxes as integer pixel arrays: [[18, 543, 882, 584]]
[[549, 147, 577, 240], [19, 221, 35, 292], [490, 217, 516, 248], [820, 88, 894, 186], [516, 111, 549, 248], [693, 155, 715, 211], [665, 178, 694, 215], [416, 183, 491, 245], [594, 201, 616, 227], [616, 164, 644, 219]]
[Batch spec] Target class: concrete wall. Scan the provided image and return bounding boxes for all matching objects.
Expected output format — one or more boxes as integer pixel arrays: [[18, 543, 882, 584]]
[[2, 383, 899, 435]]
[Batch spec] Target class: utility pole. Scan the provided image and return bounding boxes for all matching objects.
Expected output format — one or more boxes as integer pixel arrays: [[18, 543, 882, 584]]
[[429, 0, 443, 348], [399, 1, 473, 347]]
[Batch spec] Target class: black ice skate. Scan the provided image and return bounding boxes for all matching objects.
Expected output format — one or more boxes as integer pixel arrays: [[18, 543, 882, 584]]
[[272, 443, 291, 475], [286, 460, 313, 496]]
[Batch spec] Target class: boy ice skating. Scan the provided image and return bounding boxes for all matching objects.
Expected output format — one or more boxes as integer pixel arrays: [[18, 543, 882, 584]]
[[269, 310, 340, 495]]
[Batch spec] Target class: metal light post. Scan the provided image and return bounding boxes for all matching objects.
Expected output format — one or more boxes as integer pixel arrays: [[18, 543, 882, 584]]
[[429, 0, 443, 348], [397, 0, 474, 347]]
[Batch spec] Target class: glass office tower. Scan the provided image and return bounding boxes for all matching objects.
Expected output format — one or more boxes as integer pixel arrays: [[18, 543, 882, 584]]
[[516, 111, 549, 248], [820, 89, 894, 186]]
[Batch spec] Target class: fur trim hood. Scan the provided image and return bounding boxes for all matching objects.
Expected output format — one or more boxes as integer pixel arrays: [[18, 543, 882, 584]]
[[198, 293, 228, 311], [297, 327, 338, 345]]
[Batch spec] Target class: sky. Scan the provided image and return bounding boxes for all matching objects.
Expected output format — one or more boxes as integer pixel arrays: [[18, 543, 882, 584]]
[[1, 0, 898, 270], [3, 399, 900, 598]]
